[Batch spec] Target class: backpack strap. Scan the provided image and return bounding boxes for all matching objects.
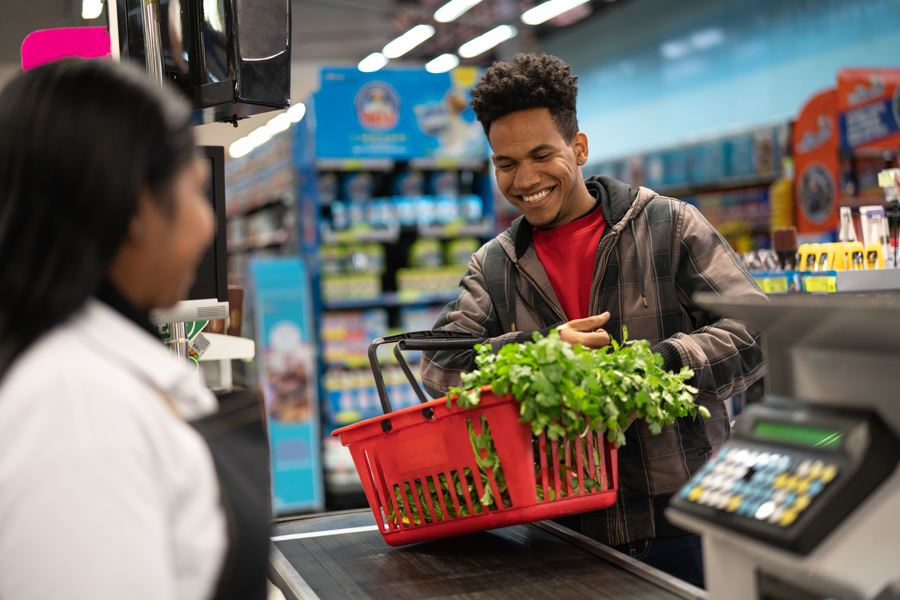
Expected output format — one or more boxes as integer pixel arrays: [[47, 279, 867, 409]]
[[482, 240, 517, 333]]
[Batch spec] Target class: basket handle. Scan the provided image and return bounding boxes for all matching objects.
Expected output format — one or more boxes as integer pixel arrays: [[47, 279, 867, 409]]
[[368, 331, 485, 416]]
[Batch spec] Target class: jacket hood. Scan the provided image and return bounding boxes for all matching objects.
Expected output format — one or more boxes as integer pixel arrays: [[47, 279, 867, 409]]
[[505, 176, 656, 260]]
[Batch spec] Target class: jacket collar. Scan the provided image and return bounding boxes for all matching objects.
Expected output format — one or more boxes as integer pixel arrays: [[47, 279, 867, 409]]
[[73, 299, 217, 420], [506, 176, 642, 261]]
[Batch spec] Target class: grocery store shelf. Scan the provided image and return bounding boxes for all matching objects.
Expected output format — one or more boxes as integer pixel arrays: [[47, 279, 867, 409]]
[[836, 269, 900, 292], [417, 219, 493, 238], [321, 224, 400, 244], [226, 195, 290, 218], [656, 173, 779, 197], [315, 157, 487, 172], [321, 219, 493, 244], [227, 229, 291, 253], [409, 157, 487, 171], [315, 158, 394, 172], [324, 355, 421, 369], [324, 291, 458, 310]]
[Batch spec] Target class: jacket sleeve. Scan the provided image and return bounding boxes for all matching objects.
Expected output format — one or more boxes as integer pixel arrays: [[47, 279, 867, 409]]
[[420, 245, 537, 397], [652, 202, 766, 406]]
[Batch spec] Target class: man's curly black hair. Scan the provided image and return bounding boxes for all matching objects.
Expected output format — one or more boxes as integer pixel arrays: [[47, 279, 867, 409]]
[[471, 53, 579, 140]]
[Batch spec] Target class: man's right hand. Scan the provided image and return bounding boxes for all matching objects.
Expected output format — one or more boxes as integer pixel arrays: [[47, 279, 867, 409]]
[[558, 312, 611, 349]]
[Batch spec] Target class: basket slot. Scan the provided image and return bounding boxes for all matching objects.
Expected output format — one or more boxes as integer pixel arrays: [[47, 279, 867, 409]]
[[397, 482, 417, 528], [363, 449, 391, 531], [558, 440, 574, 498], [410, 479, 429, 525], [551, 439, 564, 499], [598, 433, 609, 491], [575, 437, 585, 495], [466, 463, 488, 513], [441, 471, 462, 517], [483, 465, 505, 511], [429, 474, 450, 521], [536, 436, 550, 503], [417, 478, 438, 523], [586, 434, 597, 490], [592, 433, 606, 492], [460, 467, 479, 515]]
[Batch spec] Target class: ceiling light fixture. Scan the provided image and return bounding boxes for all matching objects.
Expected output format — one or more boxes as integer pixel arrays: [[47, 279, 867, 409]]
[[521, 0, 591, 26], [229, 137, 253, 159], [426, 53, 460, 73], [434, 0, 482, 23], [287, 102, 307, 123], [382, 24, 436, 59], [358, 52, 389, 73], [458, 25, 517, 59]]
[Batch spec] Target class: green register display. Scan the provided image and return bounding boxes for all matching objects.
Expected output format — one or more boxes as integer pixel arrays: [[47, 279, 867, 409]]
[[753, 420, 844, 451]]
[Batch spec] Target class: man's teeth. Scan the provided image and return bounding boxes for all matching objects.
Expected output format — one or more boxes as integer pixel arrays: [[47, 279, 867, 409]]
[[522, 188, 551, 203]]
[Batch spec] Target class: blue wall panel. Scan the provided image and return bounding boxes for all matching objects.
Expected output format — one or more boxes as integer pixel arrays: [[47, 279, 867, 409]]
[[540, 0, 900, 161]]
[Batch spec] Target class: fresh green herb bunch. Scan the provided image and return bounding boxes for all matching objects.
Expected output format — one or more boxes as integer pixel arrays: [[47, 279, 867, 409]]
[[448, 328, 707, 447]]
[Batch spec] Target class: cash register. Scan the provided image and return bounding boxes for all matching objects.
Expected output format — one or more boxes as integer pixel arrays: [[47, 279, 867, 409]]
[[668, 293, 900, 600]]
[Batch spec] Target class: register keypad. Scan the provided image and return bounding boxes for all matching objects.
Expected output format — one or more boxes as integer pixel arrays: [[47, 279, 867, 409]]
[[678, 447, 838, 528]]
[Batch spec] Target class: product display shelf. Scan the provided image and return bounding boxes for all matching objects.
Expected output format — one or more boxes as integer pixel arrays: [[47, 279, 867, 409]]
[[323, 291, 459, 311], [590, 121, 790, 253], [751, 268, 900, 295], [312, 156, 495, 506], [224, 132, 298, 287]]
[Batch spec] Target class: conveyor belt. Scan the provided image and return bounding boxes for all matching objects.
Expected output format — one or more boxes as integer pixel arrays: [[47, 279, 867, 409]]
[[270, 510, 704, 600]]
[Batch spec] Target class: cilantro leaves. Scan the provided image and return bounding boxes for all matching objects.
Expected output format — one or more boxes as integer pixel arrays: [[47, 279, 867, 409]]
[[449, 328, 708, 447]]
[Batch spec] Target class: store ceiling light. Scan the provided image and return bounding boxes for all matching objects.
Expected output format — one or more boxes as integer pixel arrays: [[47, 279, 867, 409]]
[[382, 24, 435, 59], [82, 0, 104, 20], [287, 102, 307, 123], [267, 112, 292, 134], [521, 0, 590, 26], [434, 0, 482, 23], [229, 137, 253, 159], [426, 53, 460, 74], [247, 126, 274, 147], [458, 25, 517, 59], [690, 28, 725, 50], [358, 52, 389, 73]]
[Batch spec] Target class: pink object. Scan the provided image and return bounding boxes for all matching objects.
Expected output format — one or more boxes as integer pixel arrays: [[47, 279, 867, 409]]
[[21, 27, 111, 71]]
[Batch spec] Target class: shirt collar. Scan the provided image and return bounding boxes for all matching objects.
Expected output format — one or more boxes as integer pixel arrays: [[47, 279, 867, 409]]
[[74, 299, 218, 420]]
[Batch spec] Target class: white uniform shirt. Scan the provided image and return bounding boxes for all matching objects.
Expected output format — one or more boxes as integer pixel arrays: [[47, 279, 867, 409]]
[[0, 300, 227, 600]]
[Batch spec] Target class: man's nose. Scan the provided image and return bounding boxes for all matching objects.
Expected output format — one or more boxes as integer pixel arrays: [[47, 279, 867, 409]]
[[513, 162, 540, 191]]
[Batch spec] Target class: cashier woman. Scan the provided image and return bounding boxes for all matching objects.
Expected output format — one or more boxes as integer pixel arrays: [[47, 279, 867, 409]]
[[0, 59, 266, 599]]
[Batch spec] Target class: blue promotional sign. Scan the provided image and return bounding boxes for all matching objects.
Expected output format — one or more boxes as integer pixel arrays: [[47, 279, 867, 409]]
[[248, 257, 323, 514], [313, 67, 487, 160]]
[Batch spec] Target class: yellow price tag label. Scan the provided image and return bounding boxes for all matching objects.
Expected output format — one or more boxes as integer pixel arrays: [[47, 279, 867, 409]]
[[803, 275, 837, 293], [341, 160, 365, 170], [758, 277, 789, 294]]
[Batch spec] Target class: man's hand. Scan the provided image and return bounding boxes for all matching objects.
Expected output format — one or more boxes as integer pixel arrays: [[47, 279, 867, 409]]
[[558, 312, 611, 349]]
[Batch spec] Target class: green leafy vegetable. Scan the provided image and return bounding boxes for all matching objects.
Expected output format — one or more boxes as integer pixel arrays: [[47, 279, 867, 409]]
[[449, 327, 706, 447]]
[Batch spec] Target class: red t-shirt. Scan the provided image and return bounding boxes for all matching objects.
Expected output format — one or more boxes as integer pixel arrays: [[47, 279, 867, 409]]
[[533, 204, 607, 320]]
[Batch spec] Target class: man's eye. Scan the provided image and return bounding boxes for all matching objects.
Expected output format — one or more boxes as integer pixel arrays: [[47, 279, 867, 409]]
[[496, 163, 514, 170], [534, 154, 551, 161]]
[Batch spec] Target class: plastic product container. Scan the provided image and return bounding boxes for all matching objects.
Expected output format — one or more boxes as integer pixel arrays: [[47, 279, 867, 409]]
[[333, 332, 619, 546]]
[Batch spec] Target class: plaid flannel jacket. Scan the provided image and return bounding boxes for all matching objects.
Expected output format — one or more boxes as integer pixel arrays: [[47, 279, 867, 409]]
[[421, 175, 766, 545]]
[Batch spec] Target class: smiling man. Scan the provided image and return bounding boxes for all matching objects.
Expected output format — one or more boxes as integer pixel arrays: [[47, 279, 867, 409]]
[[421, 53, 766, 588]]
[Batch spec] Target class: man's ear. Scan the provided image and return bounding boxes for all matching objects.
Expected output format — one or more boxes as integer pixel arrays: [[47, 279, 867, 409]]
[[572, 131, 589, 165]]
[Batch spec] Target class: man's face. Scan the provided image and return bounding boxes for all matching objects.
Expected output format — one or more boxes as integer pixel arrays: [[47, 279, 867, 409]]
[[489, 107, 589, 228]]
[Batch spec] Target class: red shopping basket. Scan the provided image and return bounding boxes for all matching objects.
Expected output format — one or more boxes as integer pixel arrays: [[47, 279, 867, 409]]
[[332, 331, 619, 546]]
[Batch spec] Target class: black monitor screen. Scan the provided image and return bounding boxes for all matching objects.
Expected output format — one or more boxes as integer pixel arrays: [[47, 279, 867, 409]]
[[187, 146, 228, 302]]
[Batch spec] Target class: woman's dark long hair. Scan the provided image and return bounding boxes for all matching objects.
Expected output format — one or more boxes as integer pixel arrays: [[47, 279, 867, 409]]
[[0, 58, 195, 377]]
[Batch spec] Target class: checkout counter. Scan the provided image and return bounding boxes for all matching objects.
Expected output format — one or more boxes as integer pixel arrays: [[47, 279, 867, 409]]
[[269, 293, 899, 600], [269, 509, 703, 599], [669, 293, 900, 600]]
